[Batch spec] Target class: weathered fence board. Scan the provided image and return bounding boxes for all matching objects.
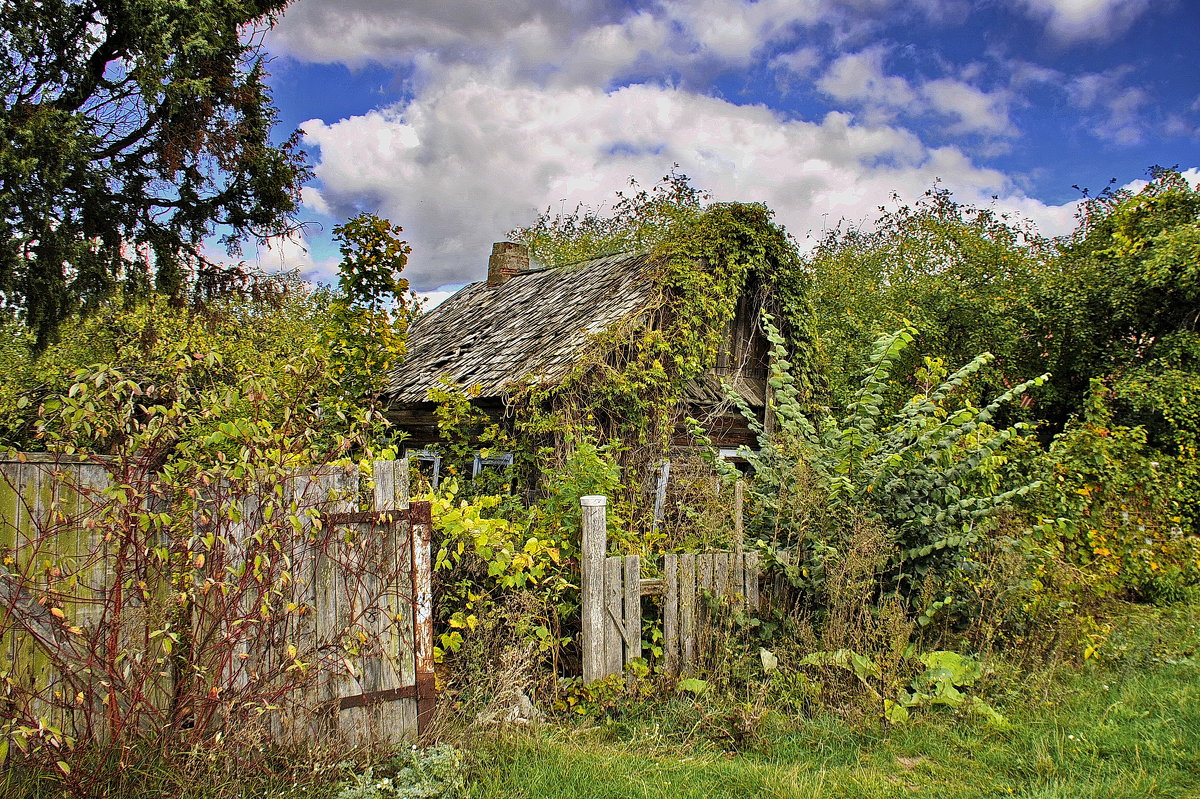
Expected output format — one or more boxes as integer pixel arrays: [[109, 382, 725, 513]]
[[580, 496, 607, 683], [580, 496, 761, 682], [0, 455, 433, 752], [681, 553, 696, 667], [662, 553, 679, 675]]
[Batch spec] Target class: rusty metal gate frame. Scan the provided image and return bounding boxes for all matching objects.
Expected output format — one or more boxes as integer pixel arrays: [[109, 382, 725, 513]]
[[322, 500, 436, 735]]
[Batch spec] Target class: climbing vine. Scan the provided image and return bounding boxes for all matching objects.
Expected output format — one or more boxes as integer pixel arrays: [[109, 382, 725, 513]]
[[510, 201, 822, 482]]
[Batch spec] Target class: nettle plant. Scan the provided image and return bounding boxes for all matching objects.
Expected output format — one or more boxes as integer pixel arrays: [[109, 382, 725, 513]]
[[730, 316, 1047, 609]]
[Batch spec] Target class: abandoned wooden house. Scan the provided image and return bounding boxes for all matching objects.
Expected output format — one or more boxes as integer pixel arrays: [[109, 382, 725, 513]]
[[382, 240, 772, 484]]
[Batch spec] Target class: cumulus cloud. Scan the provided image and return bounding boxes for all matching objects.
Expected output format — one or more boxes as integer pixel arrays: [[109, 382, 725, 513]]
[[770, 46, 822, 79], [268, 0, 903, 87], [1016, 0, 1154, 41], [817, 47, 918, 118], [1067, 69, 1152, 145], [268, 0, 620, 70], [298, 67, 1077, 289], [922, 78, 1014, 137], [815, 48, 1015, 138]]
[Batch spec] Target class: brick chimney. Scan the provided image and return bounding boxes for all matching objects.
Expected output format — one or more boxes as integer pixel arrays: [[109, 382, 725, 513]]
[[487, 241, 529, 286]]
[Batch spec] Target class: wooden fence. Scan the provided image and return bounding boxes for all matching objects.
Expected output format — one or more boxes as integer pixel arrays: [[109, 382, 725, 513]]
[[0, 454, 433, 749], [580, 495, 760, 682]]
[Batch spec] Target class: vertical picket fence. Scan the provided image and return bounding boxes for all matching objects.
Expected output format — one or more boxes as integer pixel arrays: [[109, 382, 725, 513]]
[[580, 495, 761, 683], [0, 454, 433, 749]]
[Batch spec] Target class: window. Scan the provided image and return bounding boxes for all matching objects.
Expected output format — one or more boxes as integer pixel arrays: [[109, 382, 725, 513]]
[[472, 451, 514, 477], [407, 449, 442, 490]]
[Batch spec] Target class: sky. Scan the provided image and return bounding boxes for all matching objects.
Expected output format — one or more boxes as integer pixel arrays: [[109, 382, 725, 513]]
[[249, 0, 1200, 302]]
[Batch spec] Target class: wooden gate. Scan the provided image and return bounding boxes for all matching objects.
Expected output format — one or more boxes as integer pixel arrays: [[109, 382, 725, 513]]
[[580, 495, 760, 683], [0, 455, 434, 748]]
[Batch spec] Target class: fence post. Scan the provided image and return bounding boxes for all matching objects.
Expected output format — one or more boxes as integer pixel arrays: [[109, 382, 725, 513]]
[[734, 478, 745, 556], [580, 495, 607, 683]]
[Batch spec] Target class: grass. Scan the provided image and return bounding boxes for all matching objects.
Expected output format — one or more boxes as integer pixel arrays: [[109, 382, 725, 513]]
[[461, 602, 1200, 798], [3, 603, 1198, 798]]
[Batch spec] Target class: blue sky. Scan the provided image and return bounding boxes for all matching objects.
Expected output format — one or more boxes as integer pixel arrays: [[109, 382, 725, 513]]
[[252, 0, 1200, 298]]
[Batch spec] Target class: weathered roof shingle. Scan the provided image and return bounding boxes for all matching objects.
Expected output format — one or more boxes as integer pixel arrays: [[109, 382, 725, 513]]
[[386, 251, 655, 403]]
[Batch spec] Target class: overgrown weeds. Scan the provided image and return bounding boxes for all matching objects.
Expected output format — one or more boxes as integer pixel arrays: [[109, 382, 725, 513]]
[[458, 600, 1200, 799]]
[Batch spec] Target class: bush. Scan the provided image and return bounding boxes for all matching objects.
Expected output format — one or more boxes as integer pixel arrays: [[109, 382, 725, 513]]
[[730, 317, 1045, 616]]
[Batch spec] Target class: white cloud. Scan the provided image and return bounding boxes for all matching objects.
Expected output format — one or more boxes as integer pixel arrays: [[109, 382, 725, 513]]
[[1016, 0, 1153, 42], [268, 0, 901, 87], [770, 46, 823, 79], [297, 67, 1077, 289], [816, 49, 1015, 139], [817, 47, 918, 120], [655, 0, 825, 64], [1067, 70, 1151, 145], [1165, 114, 1199, 139], [922, 78, 1015, 136], [268, 0, 616, 69], [247, 231, 340, 284]]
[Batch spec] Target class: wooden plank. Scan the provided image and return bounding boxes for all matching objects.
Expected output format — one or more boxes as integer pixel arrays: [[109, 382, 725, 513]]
[[279, 474, 314, 741], [78, 461, 111, 739], [651, 460, 670, 536], [699, 553, 714, 594], [604, 556, 624, 679], [395, 514, 417, 739], [226, 487, 254, 700], [713, 553, 729, 602], [622, 555, 640, 667], [372, 458, 410, 513], [0, 462, 19, 714], [26, 463, 52, 732], [730, 554, 741, 604], [745, 551, 760, 610], [734, 479, 744, 556], [346, 519, 376, 748], [372, 459, 415, 743], [50, 462, 75, 738], [579, 496, 607, 683], [4, 463, 57, 732], [662, 554, 679, 676], [680, 554, 696, 671], [311, 473, 342, 740], [328, 467, 373, 742], [78, 461, 110, 631], [638, 578, 663, 596]]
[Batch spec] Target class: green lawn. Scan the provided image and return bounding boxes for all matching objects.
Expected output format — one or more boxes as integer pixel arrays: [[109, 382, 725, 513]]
[[4, 604, 1198, 798], [464, 604, 1200, 799]]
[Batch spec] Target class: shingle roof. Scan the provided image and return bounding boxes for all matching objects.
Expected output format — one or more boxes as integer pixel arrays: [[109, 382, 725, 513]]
[[385, 251, 656, 403]]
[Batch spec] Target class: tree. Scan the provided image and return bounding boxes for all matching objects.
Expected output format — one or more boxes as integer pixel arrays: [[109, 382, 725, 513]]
[[0, 0, 309, 349], [1043, 169, 1200, 398], [802, 187, 1055, 416], [325, 213, 417, 403], [508, 168, 708, 267]]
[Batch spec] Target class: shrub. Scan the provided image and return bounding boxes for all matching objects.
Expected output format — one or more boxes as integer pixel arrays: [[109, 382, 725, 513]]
[[730, 317, 1045, 614]]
